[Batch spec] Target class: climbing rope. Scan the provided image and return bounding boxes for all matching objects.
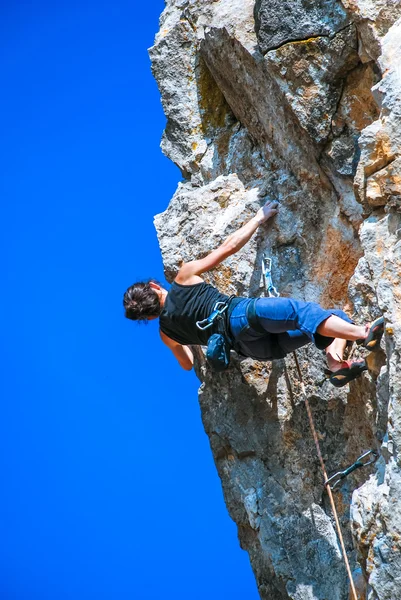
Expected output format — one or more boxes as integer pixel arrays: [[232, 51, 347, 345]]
[[261, 256, 358, 600], [292, 353, 358, 600]]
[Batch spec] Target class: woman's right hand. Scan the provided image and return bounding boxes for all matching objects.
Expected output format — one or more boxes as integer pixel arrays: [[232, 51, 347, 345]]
[[256, 200, 279, 224]]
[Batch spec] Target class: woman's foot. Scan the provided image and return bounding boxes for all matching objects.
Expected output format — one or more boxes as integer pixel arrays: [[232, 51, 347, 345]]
[[357, 316, 385, 351], [328, 359, 368, 388], [325, 338, 347, 373]]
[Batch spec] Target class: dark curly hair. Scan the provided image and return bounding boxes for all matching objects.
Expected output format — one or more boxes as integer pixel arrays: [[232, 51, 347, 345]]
[[123, 280, 162, 322]]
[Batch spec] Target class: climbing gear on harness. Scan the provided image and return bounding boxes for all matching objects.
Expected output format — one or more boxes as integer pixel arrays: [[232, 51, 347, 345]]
[[325, 450, 379, 490], [327, 359, 368, 388], [196, 300, 231, 330], [356, 316, 385, 351], [292, 353, 359, 600], [197, 296, 236, 372], [262, 254, 280, 298], [205, 333, 231, 372]]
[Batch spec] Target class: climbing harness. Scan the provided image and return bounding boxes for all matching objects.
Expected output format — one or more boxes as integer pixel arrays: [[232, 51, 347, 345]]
[[261, 254, 280, 298], [325, 450, 378, 490], [261, 256, 359, 600]]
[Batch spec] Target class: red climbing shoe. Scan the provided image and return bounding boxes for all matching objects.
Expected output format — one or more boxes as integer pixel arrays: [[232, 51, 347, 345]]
[[357, 316, 385, 351], [328, 359, 368, 388]]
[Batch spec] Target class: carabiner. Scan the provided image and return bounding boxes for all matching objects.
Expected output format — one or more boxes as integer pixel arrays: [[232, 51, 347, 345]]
[[196, 301, 228, 330], [325, 450, 379, 490]]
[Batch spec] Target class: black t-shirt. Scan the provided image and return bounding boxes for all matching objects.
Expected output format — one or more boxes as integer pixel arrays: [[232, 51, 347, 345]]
[[159, 281, 230, 346]]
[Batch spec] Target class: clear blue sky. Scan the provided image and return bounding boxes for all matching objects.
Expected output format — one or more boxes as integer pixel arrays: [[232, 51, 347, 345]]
[[1, 2, 259, 598]]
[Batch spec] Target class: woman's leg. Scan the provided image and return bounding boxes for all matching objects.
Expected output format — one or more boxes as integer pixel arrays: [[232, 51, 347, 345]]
[[252, 298, 383, 360], [317, 316, 369, 372], [254, 297, 357, 344], [317, 315, 365, 341], [276, 330, 311, 354]]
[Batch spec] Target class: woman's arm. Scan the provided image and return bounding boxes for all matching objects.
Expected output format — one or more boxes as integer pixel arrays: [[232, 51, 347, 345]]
[[160, 330, 194, 371], [175, 200, 278, 285]]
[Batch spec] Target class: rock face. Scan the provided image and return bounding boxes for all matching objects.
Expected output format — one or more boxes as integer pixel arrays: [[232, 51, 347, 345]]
[[150, 2, 401, 599]]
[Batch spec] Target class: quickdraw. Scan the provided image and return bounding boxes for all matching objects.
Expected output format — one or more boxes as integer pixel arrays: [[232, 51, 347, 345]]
[[262, 254, 280, 298], [196, 301, 229, 330], [325, 450, 379, 490]]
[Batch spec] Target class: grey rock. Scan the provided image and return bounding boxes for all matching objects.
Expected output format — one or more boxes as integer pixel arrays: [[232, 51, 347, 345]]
[[326, 134, 359, 176], [254, 0, 350, 54], [350, 211, 401, 599], [264, 25, 360, 144], [151, 1, 401, 598], [341, 0, 401, 61]]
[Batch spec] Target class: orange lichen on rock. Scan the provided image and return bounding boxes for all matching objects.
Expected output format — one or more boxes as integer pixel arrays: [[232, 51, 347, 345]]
[[313, 224, 362, 306], [197, 56, 232, 134]]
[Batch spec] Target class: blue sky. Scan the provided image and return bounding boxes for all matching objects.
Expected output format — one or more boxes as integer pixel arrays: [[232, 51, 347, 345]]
[[1, 2, 259, 598]]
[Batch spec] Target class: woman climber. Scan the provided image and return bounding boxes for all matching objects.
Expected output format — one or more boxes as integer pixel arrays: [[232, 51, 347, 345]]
[[123, 201, 384, 387]]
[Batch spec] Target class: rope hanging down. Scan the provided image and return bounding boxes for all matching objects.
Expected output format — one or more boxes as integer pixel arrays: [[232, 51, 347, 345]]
[[261, 256, 358, 600], [292, 353, 358, 600]]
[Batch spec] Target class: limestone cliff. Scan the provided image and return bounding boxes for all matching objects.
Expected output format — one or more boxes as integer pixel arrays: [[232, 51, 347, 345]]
[[150, 2, 401, 598]]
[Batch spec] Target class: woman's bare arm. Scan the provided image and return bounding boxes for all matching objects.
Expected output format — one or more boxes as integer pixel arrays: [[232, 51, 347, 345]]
[[175, 200, 278, 285], [160, 330, 194, 371]]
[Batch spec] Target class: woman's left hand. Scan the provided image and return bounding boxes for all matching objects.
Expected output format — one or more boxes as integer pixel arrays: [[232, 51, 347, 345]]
[[256, 200, 279, 225]]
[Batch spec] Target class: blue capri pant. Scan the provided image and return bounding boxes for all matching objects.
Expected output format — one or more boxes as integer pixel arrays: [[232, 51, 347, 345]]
[[229, 297, 353, 360]]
